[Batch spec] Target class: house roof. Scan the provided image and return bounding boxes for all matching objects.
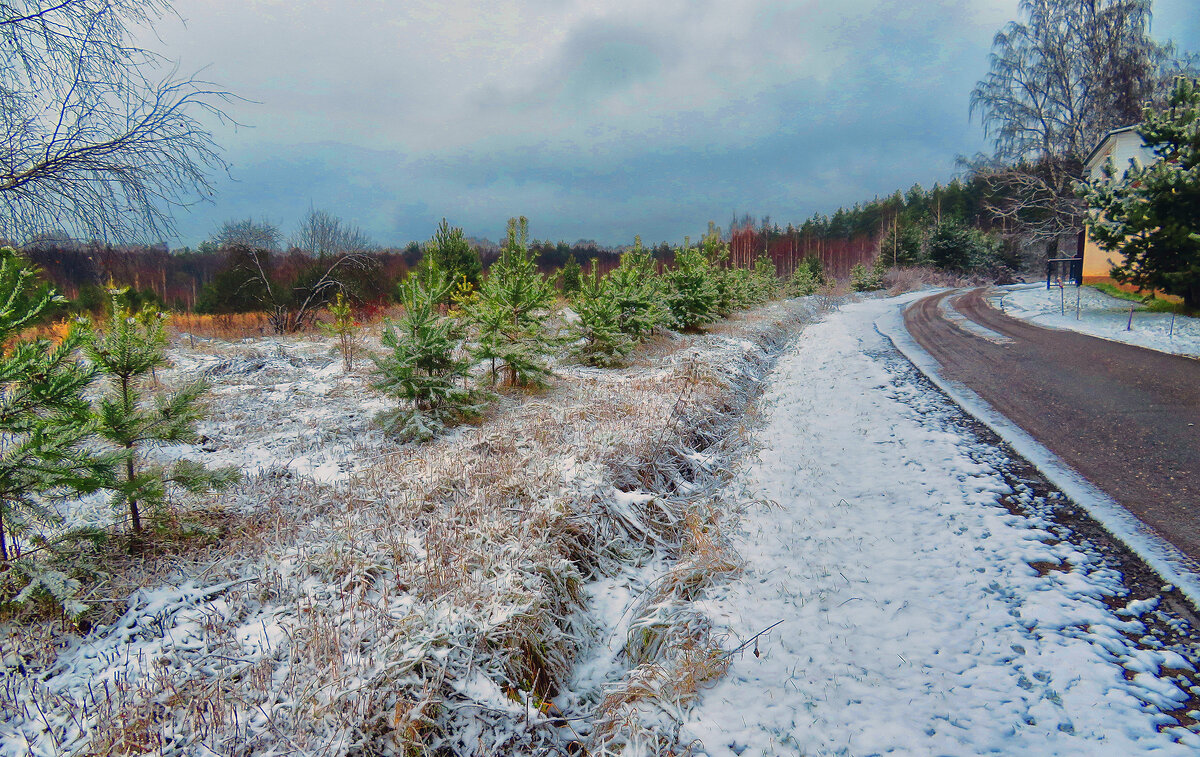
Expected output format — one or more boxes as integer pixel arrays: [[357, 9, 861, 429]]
[[1083, 124, 1141, 170]]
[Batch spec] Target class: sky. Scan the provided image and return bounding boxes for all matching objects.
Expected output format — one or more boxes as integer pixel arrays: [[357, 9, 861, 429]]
[[149, 0, 1200, 249]]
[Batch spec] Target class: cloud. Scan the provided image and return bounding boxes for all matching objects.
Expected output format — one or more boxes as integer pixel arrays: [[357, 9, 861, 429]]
[[150, 0, 1196, 247]]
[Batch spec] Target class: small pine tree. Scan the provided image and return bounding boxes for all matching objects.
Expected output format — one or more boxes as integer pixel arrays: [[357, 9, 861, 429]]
[[0, 248, 113, 562], [561, 255, 583, 295], [423, 218, 483, 299], [663, 241, 720, 331], [804, 255, 827, 286], [607, 236, 666, 339], [791, 265, 819, 296], [850, 262, 883, 292], [461, 217, 558, 387], [752, 254, 780, 303], [373, 263, 480, 442], [86, 292, 238, 544], [1083, 76, 1200, 308], [571, 263, 634, 367], [319, 291, 361, 372]]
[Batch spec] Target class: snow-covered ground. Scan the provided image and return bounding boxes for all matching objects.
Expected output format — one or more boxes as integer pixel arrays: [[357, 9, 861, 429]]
[[681, 296, 1200, 755], [995, 284, 1200, 357]]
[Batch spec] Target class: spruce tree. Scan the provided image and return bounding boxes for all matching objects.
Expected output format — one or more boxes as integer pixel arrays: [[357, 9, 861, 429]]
[[461, 217, 557, 387], [374, 262, 479, 441], [0, 248, 112, 562], [86, 292, 237, 543], [663, 241, 719, 331], [571, 263, 633, 367]]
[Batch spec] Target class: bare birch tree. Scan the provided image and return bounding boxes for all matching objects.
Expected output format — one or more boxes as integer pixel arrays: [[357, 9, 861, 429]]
[[0, 0, 232, 244], [968, 0, 1195, 242]]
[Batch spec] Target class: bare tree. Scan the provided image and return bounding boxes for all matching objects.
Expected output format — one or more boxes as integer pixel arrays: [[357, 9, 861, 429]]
[[219, 210, 376, 333], [214, 218, 281, 252], [0, 0, 232, 244], [968, 0, 1195, 242], [290, 208, 373, 261]]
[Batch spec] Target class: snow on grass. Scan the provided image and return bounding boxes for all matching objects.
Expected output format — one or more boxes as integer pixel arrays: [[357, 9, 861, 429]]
[[680, 296, 1200, 755], [1, 301, 817, 756], [996, 283, 1200, 357]]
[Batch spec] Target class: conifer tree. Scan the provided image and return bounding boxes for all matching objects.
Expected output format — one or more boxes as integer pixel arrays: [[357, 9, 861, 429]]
[[374, 262, 479, 441], [0, 248, 112, 562], [86, 292, 237, 543], [320, 291, 361, 372], [423, 218, 483, 300], [461, 217, 557, 387], [752, 254, 781, 303], [561, 255, 583, 295], [571, 262, 634, 367], [1083, 77, 1200, 309], [607, 236, 666, 339], [791, 264, 819, 296], [663, 240, 719, 331]]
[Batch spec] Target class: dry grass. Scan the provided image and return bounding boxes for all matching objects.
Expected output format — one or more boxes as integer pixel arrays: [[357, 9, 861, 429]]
[[883, 266, 995, 295], [2, 299, 819, 756]]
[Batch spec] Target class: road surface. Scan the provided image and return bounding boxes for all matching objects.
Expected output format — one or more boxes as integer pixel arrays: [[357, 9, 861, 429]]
[[905, 287, 1200, 560]]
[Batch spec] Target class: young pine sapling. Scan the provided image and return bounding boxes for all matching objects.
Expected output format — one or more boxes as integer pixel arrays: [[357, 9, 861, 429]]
[[86, 293, 237, 545], [373, 262, 480, 442]]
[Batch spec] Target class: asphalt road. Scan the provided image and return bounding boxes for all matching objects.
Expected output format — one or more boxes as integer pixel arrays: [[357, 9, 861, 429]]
[[905, 288, 1200, 560]]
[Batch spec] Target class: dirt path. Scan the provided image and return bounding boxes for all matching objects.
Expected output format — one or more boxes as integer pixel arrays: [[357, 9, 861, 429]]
[[905, 288, 1200, 560]]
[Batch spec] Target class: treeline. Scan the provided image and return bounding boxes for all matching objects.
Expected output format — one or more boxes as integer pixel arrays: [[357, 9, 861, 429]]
[[720, 174, 1022, 283], [17, 174, 1013, 321]]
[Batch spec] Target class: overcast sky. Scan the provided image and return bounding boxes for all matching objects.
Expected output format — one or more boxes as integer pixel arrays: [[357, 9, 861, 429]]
[[150, 0, 1199, 248]]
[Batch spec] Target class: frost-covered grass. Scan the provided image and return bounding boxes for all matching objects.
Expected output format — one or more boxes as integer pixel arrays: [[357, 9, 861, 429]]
[[1, 300, 819, 755], [996, 283, 1200, 357]]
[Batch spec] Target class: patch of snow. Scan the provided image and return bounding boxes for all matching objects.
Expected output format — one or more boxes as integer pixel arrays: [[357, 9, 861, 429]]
[[995, 284, 1200, 358], [682, 296, 1200, 755]]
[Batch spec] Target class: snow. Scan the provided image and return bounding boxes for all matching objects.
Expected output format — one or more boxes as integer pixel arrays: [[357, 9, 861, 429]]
[[681, 296, 1200, 755], [878, 296, 1200, 609], [995, 283, 1200, 358]]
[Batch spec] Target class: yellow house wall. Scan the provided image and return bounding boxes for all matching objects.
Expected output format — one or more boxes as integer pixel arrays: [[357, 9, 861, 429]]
[[1082, 226, 1124, 278]]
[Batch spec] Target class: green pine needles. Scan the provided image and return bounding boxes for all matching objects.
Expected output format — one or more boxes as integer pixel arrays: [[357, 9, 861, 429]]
[[571, 262, 635, 367], [663, 241, 720, 331], [86, 292, 238, 543], [374, 262, 479, 442], [0, 248, 111, 562], [461, 217, 558, 387], [1082, 76, 1200, 309]]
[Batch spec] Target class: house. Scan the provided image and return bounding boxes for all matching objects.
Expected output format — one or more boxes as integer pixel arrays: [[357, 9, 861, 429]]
[[1079, 125, 1158, 280]]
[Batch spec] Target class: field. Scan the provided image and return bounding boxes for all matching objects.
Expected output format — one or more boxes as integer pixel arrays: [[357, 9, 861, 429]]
[[2, 298, 824, 755]]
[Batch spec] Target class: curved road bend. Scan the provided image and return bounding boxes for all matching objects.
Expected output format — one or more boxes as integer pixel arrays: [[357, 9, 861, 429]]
[[905, 288, 1200, 560]]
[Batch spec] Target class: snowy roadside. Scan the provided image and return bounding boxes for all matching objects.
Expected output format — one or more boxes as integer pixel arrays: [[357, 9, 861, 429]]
[[680, 296, 1200, 755], [995, 283, 1200, 358], [1, 301, 816, 756]]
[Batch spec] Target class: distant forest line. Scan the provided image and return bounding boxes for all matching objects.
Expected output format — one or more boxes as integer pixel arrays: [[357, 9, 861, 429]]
[[19, 173, 1011, 314]]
